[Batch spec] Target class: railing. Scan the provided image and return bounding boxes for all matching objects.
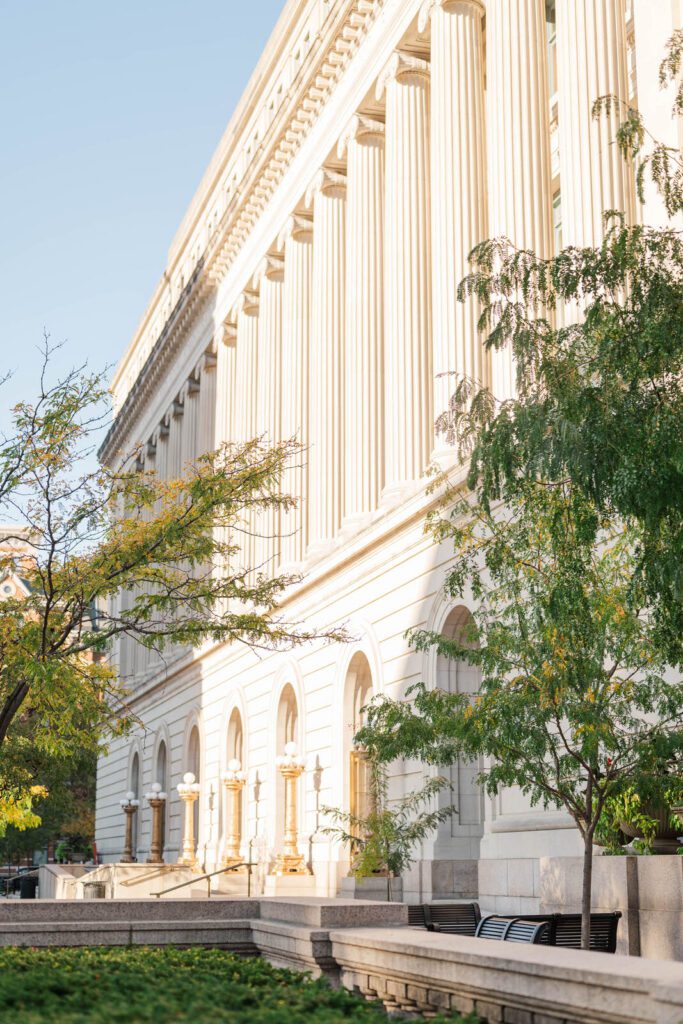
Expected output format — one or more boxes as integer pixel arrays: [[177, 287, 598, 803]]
[[119, 866, 177, 888], [151, 862, 255, 899], [0, 868, 38, 897]]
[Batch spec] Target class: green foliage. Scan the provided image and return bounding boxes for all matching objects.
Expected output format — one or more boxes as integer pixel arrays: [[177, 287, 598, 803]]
[[441, 35, 683, 665], [321, 758, 453, 900], [0, 343, 344, 822], [359, 483, 683, 844], [0, 947, 476, 1024]]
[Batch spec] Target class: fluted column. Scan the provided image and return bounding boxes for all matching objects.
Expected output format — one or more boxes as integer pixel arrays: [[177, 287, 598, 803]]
[[278, 215, 313, 567], [217, 320, 237, 446], [197, 349, 217, 456], [377, 53, 432, 496], [556, 0, 635, 248], [421, 0, 488, 442], [338, 115, 385, 528], [487, 0, 554, 400], [306, 169, 346, 555], [255, 256, 284, 574], [233, 291, 260, 578]]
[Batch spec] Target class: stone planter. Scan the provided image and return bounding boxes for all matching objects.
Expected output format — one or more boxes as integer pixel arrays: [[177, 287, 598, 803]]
[[620, 802, 682, 854]]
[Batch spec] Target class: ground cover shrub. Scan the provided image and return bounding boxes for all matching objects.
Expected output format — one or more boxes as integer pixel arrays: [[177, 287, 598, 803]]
[[0, 947, 479, 1024]]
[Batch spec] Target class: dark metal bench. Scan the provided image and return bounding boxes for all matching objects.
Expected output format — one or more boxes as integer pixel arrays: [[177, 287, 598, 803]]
[[476, 912, 621, 953], [475, 915, 550, 944], [423, 902, 482, 935]]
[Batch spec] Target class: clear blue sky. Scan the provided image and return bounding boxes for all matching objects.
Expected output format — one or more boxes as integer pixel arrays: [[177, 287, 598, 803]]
[[0, 0, 284, 433]]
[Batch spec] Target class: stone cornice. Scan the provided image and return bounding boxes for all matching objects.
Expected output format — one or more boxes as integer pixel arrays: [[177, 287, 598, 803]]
[[102, 0, 389, 464]]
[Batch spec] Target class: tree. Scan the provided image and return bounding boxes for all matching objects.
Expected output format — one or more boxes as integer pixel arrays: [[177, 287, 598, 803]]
[[0, 343, 342, 826], [357, 481, 683, 948], [441, 34, 683, 664], [321, 757, 452, 901]]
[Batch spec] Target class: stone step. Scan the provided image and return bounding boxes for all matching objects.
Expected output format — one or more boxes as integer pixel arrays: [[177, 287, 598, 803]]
[[0, 917, 256, 950], [0, 897, 260, 924]]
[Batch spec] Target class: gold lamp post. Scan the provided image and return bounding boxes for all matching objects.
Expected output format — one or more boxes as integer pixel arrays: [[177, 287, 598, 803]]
[[273, 742, 310, 875], [119, 792, 140, 863], [220, 759, 247, 868], [177, 771, 201, 867], [144, 782, 167, 864]]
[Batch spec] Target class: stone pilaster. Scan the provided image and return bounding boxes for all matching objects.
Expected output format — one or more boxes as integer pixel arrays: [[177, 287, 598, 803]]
[[306, 168, 346, 555], [556, 0, 635, 248], [420, 0, 488, 443], [278, 215, 313, 567], [256, 255, 285, 574], [338, 115, 385, 530], [377, 52, 432, 496], [486, 0, 554, 400]]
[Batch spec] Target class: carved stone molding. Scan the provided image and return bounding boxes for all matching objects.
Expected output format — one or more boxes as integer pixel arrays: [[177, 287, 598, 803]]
[[256, 254, 285, 284], [337, 113, 385, 158], [277, 214, 314, 249], [376, 50, 430, 100], [418, 0, 485, 34], [305, 167, 347, 208]]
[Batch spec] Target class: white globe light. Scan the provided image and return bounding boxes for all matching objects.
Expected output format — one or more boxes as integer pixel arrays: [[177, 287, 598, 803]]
[[152, 782, 161, 793], [158, 792, 167, 801], [126, 791, 135, 801], [183, 771, 195, 785], [275, 756, 285, 768], [284, 741, 298, 757], [228, 758, 241, 772]]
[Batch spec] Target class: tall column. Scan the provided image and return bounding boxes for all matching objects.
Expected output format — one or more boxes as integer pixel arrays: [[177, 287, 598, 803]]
[[217, 320, 237, 447], [421, 0, 488, 445], [338, 115, 385, 528], [278, 215, 313, 567], [233, 291, 260, 578], [377, 52, 432, 496], [306, 169, 346, 555], [487, 0, 554, 400], [197, 349, 218, 456], [255, 255, 284, 574], [556, 0, 635, 248]]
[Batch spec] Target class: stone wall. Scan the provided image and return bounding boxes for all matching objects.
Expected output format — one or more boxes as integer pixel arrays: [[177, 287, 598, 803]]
[[478, 855, 683, 961]]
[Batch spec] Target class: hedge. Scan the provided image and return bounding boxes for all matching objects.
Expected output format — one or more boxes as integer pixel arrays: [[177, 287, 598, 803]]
[[0, 947, 479, 1023]]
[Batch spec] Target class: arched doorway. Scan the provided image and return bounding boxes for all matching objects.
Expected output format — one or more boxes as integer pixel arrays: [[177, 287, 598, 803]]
[[435, 606, 483, 850], [343, 652, 374, 827]]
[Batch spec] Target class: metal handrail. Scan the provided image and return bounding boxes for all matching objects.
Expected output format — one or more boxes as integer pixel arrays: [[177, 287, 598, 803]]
[[151, 861, 254, 899], [120, 866, 177, 887]]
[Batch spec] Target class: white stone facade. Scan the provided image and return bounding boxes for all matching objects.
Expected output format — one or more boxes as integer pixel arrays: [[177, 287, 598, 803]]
[[96, 0, 679, 904]]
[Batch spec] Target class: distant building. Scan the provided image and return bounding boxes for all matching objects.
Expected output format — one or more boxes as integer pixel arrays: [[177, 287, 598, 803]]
[[96, 0, 676, 907]]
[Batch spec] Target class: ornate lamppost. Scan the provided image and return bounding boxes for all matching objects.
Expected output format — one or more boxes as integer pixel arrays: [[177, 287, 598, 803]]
[[177, 772, 201, 867], [220, 759, 247, 868], [119, 791, 140, 863], [145, 782, 167, 864], [274, 742, 310, 875]]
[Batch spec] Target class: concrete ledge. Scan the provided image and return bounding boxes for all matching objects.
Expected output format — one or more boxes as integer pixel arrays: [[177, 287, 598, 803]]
[[0, 897, 260, 923], [329, 927, 683, 1024]]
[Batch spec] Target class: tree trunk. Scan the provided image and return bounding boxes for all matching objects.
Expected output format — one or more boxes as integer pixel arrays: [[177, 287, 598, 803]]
[[581, 827, 593, 951], [0, 680, 29, 745]]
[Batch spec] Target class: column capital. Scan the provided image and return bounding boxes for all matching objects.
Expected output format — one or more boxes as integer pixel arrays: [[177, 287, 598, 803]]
[[337, 114, 385, 158], [222, 314, 238, 347], [277, 213, 313, 248], [231, 288, 259, 321], [305, 167, 347, 208], [418, 0, 485, 32], [255, 254, 285, 285], [376, 51, 430, 101]]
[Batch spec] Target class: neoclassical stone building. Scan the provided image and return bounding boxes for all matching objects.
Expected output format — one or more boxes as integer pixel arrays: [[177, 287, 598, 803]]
[[96, 0, 676, 906]]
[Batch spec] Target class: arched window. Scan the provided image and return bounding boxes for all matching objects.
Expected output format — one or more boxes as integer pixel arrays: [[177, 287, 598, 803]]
[[130, 751, 140, 860], [188, 724, 201, 847], [343, 653, 374, 825], [226, 708, 244, 853], [436, 607, 483, 845], [156, 740, 168, 844], [275, 684, 299, 847]]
